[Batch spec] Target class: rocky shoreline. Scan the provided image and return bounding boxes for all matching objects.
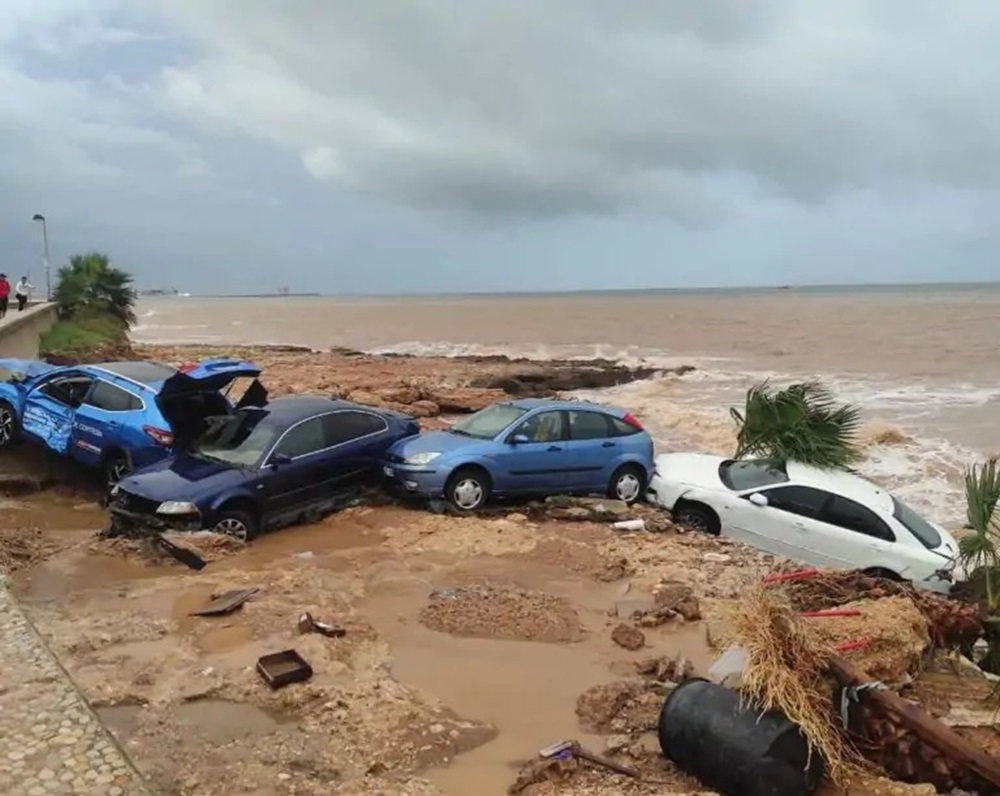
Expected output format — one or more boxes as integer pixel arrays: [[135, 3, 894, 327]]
[[138, 344, 693, 424]]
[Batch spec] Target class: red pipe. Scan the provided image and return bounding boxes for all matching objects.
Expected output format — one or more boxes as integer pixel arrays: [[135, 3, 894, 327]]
[[834, 638, 870, 652], [762, 568, 823, 585]]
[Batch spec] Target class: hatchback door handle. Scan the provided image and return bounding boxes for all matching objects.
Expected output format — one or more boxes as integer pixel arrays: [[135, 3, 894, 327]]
[[602, 441, 615, 448], [547, 445, 562, 452]]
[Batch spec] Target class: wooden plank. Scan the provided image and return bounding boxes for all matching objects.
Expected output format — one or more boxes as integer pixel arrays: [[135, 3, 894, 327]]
[[189, 587, 259, 617], [829, 655, 1000, 789]]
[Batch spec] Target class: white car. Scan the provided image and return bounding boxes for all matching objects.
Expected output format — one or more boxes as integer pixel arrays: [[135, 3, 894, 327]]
[[646, 453, 959, 593]]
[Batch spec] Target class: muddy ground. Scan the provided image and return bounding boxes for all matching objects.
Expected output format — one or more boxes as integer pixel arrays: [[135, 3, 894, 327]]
[[0, 447, 992, 796]]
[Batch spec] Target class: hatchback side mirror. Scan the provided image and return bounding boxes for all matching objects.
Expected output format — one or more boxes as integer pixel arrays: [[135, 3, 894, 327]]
[[748, 492, 768, 507], [509, 434, 530, 445], [269, 452, 293, 468]]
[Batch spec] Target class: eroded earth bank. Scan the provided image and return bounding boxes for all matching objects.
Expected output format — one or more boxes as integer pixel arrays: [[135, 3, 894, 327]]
[[0, 348, 993, 796]]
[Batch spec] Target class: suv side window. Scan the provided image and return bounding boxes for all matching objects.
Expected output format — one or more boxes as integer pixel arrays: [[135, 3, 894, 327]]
[[568, 410, 611, 440], [273, 417, 327, 459], [322, 411, 388, 446], [86, 380, 142, 412], [39, 376, 95, 408], [822, 495, 896, 542], [514, 411, 565, 443], [759, 485, 831, 519]]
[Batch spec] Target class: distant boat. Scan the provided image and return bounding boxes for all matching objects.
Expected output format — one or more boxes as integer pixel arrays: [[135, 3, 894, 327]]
[[776, 285, 792, 290]]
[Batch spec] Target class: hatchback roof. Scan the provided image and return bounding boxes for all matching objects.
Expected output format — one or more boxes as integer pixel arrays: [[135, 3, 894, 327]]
[[505, 397, 627, 415]]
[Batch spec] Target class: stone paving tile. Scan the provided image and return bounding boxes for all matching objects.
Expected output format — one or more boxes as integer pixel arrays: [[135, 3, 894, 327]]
[[0, 582, 150, 795]]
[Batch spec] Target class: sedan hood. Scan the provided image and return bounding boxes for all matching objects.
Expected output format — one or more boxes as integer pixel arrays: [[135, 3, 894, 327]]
[[119, 454, 251, 502], [653, 452, 727, 489], [389, 429, 493, 458]]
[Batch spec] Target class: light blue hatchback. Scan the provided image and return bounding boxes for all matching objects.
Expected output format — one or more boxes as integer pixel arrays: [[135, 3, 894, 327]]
[[383, 398, 655, 511]]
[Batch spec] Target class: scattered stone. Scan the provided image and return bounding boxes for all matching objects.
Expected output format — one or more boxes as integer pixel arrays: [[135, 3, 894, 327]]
[[635, 654, 694, 683], [615, 597, 655, 620], [420, 585, 583, 643], [611, 623, 646, 651], [703, 552, 731, 563]]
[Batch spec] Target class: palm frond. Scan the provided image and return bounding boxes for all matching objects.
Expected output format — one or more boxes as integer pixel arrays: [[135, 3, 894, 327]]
[[54, 252, 137, 328], [732, 379, 863, 470]]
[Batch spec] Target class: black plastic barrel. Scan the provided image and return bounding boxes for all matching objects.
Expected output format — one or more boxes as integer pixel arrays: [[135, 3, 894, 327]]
[[658, 679, 824, 796]]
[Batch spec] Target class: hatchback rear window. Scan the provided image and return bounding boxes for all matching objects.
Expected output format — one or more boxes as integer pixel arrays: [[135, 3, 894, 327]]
[[892, 496, 942, 550], [719, 458, 789, 491]]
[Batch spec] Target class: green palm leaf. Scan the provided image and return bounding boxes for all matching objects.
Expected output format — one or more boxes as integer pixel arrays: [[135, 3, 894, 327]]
[[54, 252, 137, 327], [731, 379, 863, 470]]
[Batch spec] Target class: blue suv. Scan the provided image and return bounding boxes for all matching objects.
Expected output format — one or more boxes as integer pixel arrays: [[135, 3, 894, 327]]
[[383, 398, 655, 511], [0, 357, 263, 488]]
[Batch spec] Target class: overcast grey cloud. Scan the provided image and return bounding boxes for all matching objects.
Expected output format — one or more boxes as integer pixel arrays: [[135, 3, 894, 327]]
[[2, 1, 1000, 293]]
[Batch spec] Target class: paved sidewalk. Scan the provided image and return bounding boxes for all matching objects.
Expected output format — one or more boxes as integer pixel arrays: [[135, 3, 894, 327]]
[[0, 583, 150, 795]]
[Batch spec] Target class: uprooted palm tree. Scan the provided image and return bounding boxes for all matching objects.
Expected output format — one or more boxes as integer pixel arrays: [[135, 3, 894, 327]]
[[958, 459, 1000, 605], [730, 380, 864, 469], [54, 252, 137, 327], [957, 459, 1000, 675]]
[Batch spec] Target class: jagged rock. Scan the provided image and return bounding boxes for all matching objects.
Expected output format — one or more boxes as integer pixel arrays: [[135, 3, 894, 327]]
[[611, 623, 646, 651]]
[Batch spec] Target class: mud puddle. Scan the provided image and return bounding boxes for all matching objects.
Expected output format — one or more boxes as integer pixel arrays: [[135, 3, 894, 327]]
[[12, 544, 177, 603], [359, 567, 715, 796], [99, 699, 295, 745]]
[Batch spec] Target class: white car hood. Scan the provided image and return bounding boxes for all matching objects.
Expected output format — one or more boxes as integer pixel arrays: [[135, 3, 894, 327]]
[[653, 452, 726, 490]]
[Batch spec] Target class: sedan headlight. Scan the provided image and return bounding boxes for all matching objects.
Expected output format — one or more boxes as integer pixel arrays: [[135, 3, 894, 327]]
[[405, 452, 441, 466], [156, 501, 200, 515]]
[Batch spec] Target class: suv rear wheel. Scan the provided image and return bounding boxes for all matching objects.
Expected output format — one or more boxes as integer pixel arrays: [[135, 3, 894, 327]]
[[0, 400, 19, 448]]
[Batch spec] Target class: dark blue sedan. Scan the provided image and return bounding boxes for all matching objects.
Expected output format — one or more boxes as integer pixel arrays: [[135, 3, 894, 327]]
[[108, 396, 420, 541]]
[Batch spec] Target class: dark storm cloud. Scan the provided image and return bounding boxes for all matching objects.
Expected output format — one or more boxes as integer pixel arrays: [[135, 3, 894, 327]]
[[153, 0, 1000, 222]]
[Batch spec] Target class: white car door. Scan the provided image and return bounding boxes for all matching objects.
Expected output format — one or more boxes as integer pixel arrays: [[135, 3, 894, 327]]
[[727, 485, 840, 567], [813, 494, 897, 569]]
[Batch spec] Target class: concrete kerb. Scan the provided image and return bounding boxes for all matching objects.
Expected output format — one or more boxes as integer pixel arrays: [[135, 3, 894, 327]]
[[0, 575, 155, 796]]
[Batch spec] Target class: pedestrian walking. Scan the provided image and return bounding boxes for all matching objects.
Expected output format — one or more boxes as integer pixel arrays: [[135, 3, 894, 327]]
[[0, 274, 9, 318], [14, 276, 33, 312]]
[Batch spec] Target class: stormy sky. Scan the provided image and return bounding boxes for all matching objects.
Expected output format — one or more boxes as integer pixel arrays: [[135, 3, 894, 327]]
[[2, 1, 999, 295]]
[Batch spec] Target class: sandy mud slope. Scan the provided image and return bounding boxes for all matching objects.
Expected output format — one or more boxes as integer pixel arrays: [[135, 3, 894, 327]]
[[1, 444, 994, 795]]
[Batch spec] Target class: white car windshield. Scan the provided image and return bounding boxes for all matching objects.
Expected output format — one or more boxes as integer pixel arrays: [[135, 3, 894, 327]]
[[891, 496, 943, 550], [719, 458, 790, 491], [450, 404, 528, 439]]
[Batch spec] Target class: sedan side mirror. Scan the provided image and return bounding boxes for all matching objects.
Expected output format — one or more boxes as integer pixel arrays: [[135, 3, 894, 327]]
[[509, 434, 530, 445], [269, 452, 293, 468], [748, 492, 768, 507]]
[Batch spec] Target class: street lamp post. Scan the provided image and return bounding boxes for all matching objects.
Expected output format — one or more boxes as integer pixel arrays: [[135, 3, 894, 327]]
[[31, 213, 51, 301]]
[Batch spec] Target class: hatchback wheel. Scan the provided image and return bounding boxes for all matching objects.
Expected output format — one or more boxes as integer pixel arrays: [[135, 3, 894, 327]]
[[608, 465, 645, 505], [445, 467, 491, 512], [213, 509, 258, 542], [0, 401, 18, 448]]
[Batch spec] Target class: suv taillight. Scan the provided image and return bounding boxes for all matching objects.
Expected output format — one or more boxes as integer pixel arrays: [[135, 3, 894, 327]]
[[143, 425, 175, 446], [622, 413, 644, 431]]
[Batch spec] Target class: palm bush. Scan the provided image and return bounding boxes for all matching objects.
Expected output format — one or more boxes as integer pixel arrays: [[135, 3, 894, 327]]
[[730, 380, 863, 469], [958, 459, 1000, 609], [54, 252, 137, 327]]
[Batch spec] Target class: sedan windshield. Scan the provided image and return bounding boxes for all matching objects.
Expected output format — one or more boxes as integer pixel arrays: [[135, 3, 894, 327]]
[[191, 409, 283, 467], [719, 458, 789, 491], [892, 496, 943, 550], [449, 404, 528, 439]]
